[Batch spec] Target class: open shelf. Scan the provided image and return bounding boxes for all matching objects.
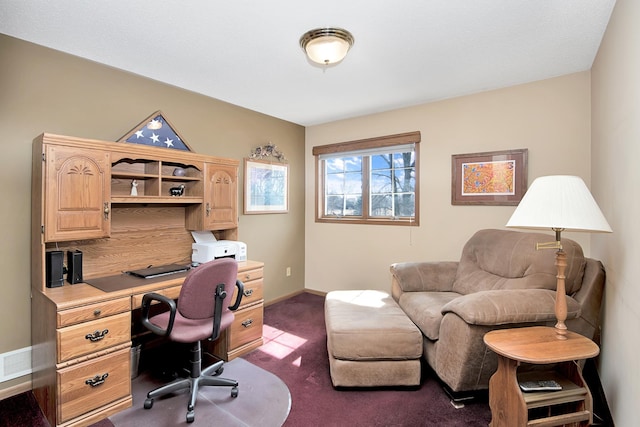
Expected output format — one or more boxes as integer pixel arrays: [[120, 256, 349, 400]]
[[111, 196, 203, 204], [518, 369, 591, 426], [111, 158, 203, 200]]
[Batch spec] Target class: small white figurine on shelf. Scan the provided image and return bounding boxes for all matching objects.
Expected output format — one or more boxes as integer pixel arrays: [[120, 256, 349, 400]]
[[130, 179, 138, 196]]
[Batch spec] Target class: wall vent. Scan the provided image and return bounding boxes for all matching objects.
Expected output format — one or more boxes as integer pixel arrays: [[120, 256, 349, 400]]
[[0, 347, 32, 383]]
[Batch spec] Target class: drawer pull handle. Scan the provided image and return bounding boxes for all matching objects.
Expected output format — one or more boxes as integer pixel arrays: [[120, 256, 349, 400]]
[[85, 373, 109, 387], [243, 289, 254, 297], [85, 329, 109, 342], [93, 309, 101, 317], [241, 319, 253, 328]]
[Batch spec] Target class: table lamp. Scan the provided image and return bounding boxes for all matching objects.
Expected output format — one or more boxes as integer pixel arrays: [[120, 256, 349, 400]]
[[506, 175, 612, 339]]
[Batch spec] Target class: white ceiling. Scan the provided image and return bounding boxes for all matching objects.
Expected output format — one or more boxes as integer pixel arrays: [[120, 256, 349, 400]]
[[0, 0, 616, 126]]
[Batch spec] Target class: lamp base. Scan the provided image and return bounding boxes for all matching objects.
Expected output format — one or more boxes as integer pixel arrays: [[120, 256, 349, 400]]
[[554, 249, 568, 340], [554, 322, 568, 340]]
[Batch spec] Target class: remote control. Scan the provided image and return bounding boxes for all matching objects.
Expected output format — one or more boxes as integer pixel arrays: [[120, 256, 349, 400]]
[[519, 380, 562, 392]]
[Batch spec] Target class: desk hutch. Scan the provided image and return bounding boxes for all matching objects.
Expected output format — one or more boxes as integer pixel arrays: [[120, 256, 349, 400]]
[[30, 133, 264, 427]]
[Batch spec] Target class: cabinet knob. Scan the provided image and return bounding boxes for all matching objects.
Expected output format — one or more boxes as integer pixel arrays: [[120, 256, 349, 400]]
[[93, 309, 101, 317], [103, 203, 110, 219], [206, 202, 211, 217], [243, 289, 254, 297], [241, 319, 253, 328]]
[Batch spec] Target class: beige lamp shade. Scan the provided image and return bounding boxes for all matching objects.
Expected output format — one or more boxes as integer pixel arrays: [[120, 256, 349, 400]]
[[300, 28, 354, 65], [506, 175, 612, 233]]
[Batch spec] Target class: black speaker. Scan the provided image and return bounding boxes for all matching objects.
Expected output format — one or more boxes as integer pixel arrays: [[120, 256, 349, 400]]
[[67, 250, 83, 284], [46, 250, 64, 288]]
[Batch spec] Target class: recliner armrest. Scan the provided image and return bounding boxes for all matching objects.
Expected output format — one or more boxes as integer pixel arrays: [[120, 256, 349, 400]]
[[141, 292, 177, 336], [441, 289, 581, 326], [390, 261, 458, 293]]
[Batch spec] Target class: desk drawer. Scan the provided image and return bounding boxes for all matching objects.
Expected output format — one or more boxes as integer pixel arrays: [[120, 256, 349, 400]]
[[58, 347, 130, 423], [58, 312, 131, 363], [131, 285, 181, 309], [57, 297, 131, 328], [234, 278, 263, 308], [229, 305, 263, 350], [238, 267, 263, 284]]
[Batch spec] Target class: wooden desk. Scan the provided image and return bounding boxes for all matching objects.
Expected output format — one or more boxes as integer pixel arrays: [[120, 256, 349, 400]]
[[32, 260, 264, 427], [484, 326, 599, 427], [31, 133, 257, 426]]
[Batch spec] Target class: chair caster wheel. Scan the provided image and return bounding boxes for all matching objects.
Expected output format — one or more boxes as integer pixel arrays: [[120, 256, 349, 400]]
[[231, 387, 239, 398], [186, 411, 195, 423], [144, 398, 153, 409]]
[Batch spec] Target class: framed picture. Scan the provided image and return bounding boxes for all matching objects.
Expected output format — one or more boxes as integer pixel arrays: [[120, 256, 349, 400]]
[[451, 149, 528, 205], [244, 159, 289, 214]]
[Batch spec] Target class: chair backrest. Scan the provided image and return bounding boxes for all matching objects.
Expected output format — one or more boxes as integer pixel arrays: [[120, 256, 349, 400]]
[[452, 229, 586, 295], [177, 258, 238, 320]]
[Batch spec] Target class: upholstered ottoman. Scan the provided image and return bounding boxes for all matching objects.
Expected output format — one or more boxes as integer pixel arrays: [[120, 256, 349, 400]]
[[325, 290, 423, 387]]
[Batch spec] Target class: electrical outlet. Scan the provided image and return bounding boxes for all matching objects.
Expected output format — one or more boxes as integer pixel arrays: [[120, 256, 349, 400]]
[[286, 267, 291, 277]]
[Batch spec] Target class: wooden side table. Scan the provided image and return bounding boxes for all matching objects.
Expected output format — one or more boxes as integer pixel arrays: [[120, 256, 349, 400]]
[[484, 326, 599, 427]]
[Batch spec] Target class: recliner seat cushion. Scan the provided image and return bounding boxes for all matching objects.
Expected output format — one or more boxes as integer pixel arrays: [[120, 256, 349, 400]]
[[398, 291, 461, 340]]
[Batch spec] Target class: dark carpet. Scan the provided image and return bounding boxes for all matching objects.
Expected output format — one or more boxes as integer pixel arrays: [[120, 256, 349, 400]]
[[243, 292, 492, 427], [0, 291, 493, 427]]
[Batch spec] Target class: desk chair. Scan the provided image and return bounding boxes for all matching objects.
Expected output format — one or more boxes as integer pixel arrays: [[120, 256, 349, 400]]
[[140, 258, 244, 423]]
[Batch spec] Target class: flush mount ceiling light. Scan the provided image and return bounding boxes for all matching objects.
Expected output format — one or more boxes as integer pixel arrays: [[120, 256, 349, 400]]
[[299, 27, 354, 66]]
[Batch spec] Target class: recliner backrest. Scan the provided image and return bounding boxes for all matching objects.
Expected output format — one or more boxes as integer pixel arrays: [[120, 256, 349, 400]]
[[451, 229, 586, 295]]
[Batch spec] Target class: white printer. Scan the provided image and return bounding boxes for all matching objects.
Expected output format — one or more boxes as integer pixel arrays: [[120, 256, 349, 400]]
[[190, 231, 247, 263]]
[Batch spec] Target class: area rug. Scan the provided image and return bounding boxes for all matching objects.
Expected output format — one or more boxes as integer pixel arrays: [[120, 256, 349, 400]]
[[109, 358, 291, 426]]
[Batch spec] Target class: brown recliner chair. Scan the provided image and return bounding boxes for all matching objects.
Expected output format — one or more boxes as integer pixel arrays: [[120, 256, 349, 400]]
[[390, 229, 605, 393], [141, 258, 244, 423]]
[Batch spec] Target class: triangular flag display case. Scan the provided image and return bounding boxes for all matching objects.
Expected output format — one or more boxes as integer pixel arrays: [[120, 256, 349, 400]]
[[118, 111, 192, 151]]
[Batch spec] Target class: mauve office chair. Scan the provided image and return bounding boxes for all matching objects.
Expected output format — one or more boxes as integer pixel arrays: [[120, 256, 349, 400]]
[[140, 258, 244, 423]]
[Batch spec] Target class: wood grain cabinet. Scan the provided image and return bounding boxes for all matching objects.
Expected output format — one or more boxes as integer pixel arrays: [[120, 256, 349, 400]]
[[185, 161, 238, 232], [31, 291, 133, 427], [40, 142, 111, 242], [208, 261, 264, 361], [31, 133, 251, 426]]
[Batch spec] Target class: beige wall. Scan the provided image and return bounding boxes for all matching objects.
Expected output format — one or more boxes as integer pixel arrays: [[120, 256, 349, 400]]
[[0, 35, 305, 391], [591, 0, 640, 425], [305, 72, 593, 294]]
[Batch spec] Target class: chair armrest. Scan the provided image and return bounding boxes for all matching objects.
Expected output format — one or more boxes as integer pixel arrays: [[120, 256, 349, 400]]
[[441, 289, 581, 326], [229, 280, 244, 311], [141, 292, 177, 336], [390, 261, 458, 293]]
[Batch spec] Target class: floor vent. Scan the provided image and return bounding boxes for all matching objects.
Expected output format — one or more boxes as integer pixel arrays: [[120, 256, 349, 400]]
[[0, 347, 32, 383]]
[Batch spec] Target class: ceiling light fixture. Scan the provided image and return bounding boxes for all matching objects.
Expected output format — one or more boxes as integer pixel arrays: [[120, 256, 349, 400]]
[[299, 27, 354, 66]]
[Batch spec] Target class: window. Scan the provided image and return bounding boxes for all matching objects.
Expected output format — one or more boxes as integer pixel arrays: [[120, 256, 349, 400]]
[[312, 131, 420, 226]]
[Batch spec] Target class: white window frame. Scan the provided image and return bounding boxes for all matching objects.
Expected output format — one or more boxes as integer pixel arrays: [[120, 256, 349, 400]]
[[312, 131, 420, 226]]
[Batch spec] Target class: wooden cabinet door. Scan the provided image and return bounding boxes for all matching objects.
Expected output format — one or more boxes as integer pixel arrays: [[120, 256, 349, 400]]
[[202, 162, 238, 230], [44, 144, 111, 242]]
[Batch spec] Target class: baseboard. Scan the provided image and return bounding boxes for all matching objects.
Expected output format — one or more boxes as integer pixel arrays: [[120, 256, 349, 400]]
[[264, 289, 326, 307], [0, 378, 32, 401], [303, 288, 327, 297]]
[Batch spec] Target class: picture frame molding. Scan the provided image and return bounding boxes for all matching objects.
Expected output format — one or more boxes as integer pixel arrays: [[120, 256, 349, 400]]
[[451, 148, 528, 206], [243, 158, 289, 214]]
